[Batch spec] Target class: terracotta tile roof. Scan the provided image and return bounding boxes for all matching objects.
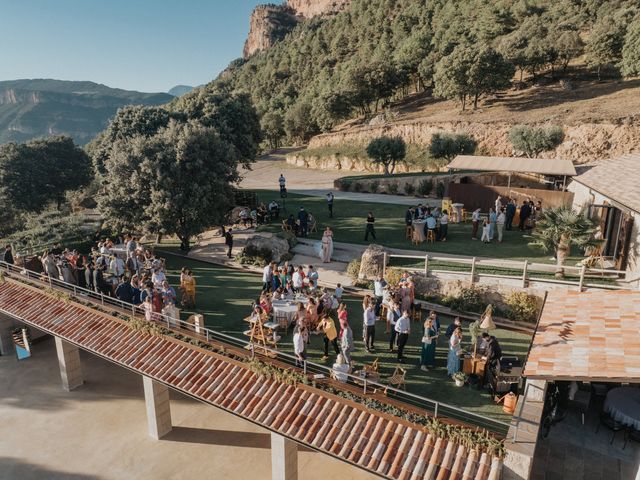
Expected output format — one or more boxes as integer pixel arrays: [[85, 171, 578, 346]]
[[570, 153, 640, 213], [524, 289, 640, 382], [0, 280, 502, 479]]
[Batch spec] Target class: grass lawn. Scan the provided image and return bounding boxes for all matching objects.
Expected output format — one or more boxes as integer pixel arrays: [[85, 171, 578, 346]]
[[250, 189, 581, 264], [161, 251, 531, 426]]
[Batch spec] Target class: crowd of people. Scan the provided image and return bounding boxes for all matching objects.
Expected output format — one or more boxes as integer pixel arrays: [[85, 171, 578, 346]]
[[404, 204, 449, 242]]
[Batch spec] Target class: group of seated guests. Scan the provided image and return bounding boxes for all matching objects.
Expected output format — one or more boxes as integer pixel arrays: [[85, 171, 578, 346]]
[[404, 204, 449, 241], [237, 201, 281, 228]]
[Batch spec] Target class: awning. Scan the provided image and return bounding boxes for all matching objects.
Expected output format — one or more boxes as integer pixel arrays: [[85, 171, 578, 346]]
[[447, 155, 577, 176], [524, 290, 640, 382]]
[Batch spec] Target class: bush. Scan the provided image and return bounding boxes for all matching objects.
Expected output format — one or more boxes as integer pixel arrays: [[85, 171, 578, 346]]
[[436, 182, 445, 198], [384, 267, 404, 286], [418, 179, 433, 196], [443, 285, 485, 313], [237, 244, 273, 266], [508, 125, 565, 157], [370, 180, 380, 193], [353, 181, 363, 192], [404, 182, 416, 196], [346, 259, 361, 281], [387, 182, 399, 195], [504, 291, 539, 323]]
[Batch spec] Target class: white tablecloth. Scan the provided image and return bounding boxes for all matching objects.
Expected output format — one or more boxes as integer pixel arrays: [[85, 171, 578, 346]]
[[604, 387, 640, 429], [412, 220, 426, 242], [272, 303, 300, 325]]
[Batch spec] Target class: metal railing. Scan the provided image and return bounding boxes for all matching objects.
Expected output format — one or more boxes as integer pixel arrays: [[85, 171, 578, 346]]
[[384, 252, 633, 291], [0, 260, 511, 435]]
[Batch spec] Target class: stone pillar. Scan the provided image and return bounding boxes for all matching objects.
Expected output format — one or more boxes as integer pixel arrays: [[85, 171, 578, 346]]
[[271, 433, 298, 480], [0, 313, 15, 356], [143, 376, 172, 440], [54, 337, 83, 391]]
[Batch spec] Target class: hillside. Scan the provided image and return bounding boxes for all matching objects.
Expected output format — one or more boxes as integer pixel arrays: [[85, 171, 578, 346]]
[[0, 79, 173, 145]]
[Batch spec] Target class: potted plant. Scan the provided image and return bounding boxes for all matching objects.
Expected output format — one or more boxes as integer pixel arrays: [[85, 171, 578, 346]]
[[453, 371, 467, 387]]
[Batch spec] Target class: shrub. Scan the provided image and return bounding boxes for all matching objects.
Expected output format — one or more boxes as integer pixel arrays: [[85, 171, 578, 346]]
[[237, 245, 273, 266], [387, 182, 399, 195], [404, 182, 416, 196], [384, 267, 404, 286], [346, 259, 361, 281], [370, 180, 380, 193], [418, 179, 433, 196], [436, 182, 445, 198], [443, 285, 485, 313], [504, 291, 539, 323], [508, 125, 564, 157], [353, 181, 363, 192]]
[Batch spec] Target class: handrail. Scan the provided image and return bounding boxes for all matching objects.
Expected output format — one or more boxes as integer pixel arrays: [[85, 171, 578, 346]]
[[0, 260, 510, 434]]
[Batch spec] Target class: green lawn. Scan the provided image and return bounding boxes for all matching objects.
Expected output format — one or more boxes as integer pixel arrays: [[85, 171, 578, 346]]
[[250, 189, 580, 263], [162, 251, 531, 425]]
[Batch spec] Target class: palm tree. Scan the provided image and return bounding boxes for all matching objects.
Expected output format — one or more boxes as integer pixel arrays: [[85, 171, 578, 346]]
[[529, 206, 601, 278]]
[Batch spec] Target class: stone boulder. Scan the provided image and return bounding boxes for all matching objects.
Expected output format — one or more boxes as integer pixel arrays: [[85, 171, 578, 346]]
[[358, 244, 388, 280], [244, 233, 290, 263]]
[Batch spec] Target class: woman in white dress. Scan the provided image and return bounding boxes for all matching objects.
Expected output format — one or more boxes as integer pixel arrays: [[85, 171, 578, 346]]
[[320, 227, 334, 263]]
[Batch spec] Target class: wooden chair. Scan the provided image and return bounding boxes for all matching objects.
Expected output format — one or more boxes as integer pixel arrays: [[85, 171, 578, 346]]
[[282, 220, 292, 233], [426, 230, 436, 243], [405, 225, 413, 240], [380, 304, 388, 323], [309, 222, 318, 234], [412, 231, 422, 245], [363, 358, 379, 375], [385, 366, 407, 394]]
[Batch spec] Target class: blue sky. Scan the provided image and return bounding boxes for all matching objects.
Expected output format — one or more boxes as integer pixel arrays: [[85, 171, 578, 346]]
[[0, 0, 266, 92]]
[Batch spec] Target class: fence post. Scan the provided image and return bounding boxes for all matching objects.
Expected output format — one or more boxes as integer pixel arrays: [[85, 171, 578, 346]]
[[522, 260, 529, 288], [434, 402, 439, 418], [303, 360, 307, 376], [469, 257, 476, 285], [382, 252, 387, 278], [363, 379, 367, 395], [424, 254, 429, 276], [578, 265, 586, 292]]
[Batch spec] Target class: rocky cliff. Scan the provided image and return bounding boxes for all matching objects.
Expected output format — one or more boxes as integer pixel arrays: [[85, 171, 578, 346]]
[[243, 0, 351, 58]]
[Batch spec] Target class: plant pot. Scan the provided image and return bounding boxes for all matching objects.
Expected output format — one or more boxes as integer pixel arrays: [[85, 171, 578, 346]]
[[454, 379, 465, 387]]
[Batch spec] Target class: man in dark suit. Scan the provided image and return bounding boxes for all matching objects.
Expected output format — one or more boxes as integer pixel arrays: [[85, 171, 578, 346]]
[[518, 200, 531, 231], [505, 200, 516, 230], [1, 245, 13, 265], [298, 207, 309, 237], [224, 229, 234, 258]]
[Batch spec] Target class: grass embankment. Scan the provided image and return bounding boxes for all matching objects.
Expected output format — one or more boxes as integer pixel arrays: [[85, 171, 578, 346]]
[[160, 250, 531, 423]]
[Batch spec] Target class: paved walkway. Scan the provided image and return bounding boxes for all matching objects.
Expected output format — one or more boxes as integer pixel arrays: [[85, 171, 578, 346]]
[[239, 151, 438, 206]]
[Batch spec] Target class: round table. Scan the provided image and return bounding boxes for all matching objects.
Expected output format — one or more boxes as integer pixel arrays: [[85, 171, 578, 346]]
[[604, 387, 640, 429], [412, 220, 426, 243], [272, 301, 303, 326]]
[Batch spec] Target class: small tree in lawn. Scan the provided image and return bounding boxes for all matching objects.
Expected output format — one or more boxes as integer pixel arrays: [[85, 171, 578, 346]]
[[529, 206, 601, 278], [366, 136, 406, 175], [428, 132, 476, 167], [508, 125, 564, 158]]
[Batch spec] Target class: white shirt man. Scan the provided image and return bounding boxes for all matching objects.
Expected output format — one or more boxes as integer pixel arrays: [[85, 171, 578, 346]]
[[152, 269, 166, 286], [292, 270, 304, 290], [109, 256, 125, 278]]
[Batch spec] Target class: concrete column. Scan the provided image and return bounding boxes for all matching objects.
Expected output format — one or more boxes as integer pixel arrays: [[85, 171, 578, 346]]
[[271, 433, 298, 480], [0, 313, 15, 356], [142, 376, 172, 440], [54, 337, 83, 391]]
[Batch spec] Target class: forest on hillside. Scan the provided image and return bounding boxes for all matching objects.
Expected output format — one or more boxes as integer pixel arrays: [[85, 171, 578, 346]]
[[209, 0, 640, 147]]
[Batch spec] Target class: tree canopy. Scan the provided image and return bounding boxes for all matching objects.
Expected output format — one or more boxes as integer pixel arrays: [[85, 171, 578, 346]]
[[366, 136, 407, 175], [428, 133, 476, 163], [508, 125, 564, 157]]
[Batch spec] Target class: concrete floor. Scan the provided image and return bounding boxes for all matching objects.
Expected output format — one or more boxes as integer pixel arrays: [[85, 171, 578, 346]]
[[0, 336, 375, 480]]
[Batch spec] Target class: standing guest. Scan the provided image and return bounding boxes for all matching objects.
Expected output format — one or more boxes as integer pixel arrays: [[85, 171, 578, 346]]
[[279, 173, 286, 191], [519, 200, 531, 231], [481, 218, 491, 243], [420, 317, 438, 371], [362, 296, 376, 352], [126, 236, 138, 254], [110, 255, 125, 280], [439, 210, 449, 241], [224, 229, 234, 258], [535, 200, 543, 220], [505, 199, 516, 231], [126, 251, 140, 277], [447, 327, 463, 376], [428, 310, 441, 334], [445, 317, 462, 338], [152, 287, 163, 316], [405, 207, 414, 226], [471, 209, 481, 240], [181, 269, 196, 308], [373, 274, 387, 318], [305, 297, 319, 331], [151, 268, 166, 287], [1, 245, 13, 265], [262, 262, 275, 293], [496, 208, 506, 243], [364, 212, 376, 241], [85, 259, 94, 291], [286, 214, 298, 235], [495, 195, 503, 213], [292, 266, 304, 293], [271, 268, 282, 293], [76, 255, 86, 289], [317, 314, 340, 360], [332, 354, 349, 382], [298, 207, 309, 237], [307, 265, 319, 286], [339, 314, 354, 366], [387, 300, 401, 351], [161, 281, 177, 306], [334, 283, 344, 303], [400, 282, 412, 313], [337, 302, 348, 326], [488, 208, 497, 241], [320, 227, 333, 263], [425, 213, 437, 239], [326, 191, 334, 218], [115, 278, 135, 303], [394, 310, 411, 363], [293, 325, 306, 367], [143, 296, 154, 322]]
